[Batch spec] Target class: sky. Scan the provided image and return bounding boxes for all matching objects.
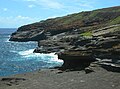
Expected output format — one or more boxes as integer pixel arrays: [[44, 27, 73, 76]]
[[0, 0, 120, 28]]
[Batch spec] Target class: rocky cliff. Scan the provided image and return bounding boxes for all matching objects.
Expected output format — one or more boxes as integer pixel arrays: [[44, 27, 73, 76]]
[[10, 6, 120, 42], [10, 6, 120, 71]]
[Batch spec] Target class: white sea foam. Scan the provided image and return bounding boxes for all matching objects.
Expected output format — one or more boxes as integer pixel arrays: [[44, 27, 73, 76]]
[[5, 39, 10, 42], [4, 35, 10, 42], [18, 49, 63, 63], [18, 49, 35, 56]]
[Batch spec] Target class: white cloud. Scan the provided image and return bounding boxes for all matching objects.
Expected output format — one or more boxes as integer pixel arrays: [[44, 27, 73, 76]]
[[79, 0, 95, 8], [0, 15, 39, 27], [47, 15, 61, 19], [24, 0, 36, 1], [3, 8, 8, 11], [21, 0, 64, 9], [13, 0, 95, 11], [16, 15, 31, 20], [66, 0, 94, 9], [28, 4, 35, 8], [39, 0, 63, 9], [60, 0, 95, 14]]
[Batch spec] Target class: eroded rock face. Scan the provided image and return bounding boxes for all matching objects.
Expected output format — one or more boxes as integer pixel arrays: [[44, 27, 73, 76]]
[[9, 30, 45, 42], [58, 50, 95, 69], [9, 6, 120, 70], [33, 24, 120, 70], [10, 6, 120, 42]]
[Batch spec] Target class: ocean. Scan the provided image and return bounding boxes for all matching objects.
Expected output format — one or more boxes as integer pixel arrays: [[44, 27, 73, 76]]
[[0, 28, 63, 76]]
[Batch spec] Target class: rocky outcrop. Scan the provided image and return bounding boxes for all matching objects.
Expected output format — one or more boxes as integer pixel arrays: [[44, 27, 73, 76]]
[[33, 24, 120, 70], [9, 30, 45, 42], [58, 50, 95, 69], [9, 6, 120, 71], [9, 6, 120, 42]]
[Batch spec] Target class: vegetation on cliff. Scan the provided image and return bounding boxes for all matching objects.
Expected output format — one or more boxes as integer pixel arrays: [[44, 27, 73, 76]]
[[10, 6, 120, 41], [18, 6, 120, 32], [9, 6, 120, 71]]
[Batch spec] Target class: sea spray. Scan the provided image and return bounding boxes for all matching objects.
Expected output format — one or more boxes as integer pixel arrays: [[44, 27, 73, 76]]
[[0, 32, 63, 76], [18, 49, 63, 62]]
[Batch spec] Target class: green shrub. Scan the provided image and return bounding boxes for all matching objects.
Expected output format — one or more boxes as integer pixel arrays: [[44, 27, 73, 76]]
[[80, 32, 92, 37]]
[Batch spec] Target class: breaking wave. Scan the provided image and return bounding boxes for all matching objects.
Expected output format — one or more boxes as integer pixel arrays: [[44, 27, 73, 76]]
[[18, 49, 63, 63]]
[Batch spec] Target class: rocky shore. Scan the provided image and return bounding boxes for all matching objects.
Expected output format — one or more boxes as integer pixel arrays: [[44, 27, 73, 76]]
[[4, 6, 120, 89], [33, 24, 120, 72], [9, 6, 120, 72]]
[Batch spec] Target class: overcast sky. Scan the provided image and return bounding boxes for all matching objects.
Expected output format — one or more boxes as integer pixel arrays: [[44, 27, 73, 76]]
[[0, 0, 120, 28]]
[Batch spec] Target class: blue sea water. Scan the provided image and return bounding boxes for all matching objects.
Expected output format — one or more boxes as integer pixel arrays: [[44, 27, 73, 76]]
[[0, 28, 63, 76]]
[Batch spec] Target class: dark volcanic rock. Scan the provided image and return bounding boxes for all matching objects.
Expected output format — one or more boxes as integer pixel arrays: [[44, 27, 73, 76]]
[[58, 50, 95, 69], [9, 6, 120, 71], [33, 24, 120, 70], [94, 58, 120, 72], [10, 6, 120, 42], [96, 39, 120, 48], [9, 30, 45, 42]]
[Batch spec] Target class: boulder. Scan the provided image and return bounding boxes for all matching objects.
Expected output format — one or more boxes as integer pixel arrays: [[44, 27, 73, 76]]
[[58, 50, 95, 69]]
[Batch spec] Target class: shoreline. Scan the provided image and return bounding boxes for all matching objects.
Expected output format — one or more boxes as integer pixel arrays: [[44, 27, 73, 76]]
[[2, 6, 120, 89], [0, 64, 120, 89]]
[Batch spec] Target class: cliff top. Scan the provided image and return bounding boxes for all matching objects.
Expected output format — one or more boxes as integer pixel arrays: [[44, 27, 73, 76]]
[[18, 6, 120, 31], [10, 6, 120, 41]]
